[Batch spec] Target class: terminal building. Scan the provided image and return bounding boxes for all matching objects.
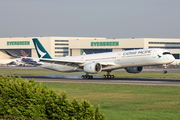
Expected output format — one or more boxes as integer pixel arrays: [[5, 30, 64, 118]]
[[0, 36, 180, 59]]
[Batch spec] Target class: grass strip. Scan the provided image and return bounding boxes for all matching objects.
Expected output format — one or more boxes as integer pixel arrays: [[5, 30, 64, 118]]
[[42, 82, 180, 120]]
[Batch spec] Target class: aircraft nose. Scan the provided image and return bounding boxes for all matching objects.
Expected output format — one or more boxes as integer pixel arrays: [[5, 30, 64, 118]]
[[171, 60, 176, 65], [170, 55, 175, 62]]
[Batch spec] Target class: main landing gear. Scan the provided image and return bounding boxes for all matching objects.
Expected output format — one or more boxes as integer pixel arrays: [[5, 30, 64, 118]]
[[103, 70, 114, 79], [162, 64, 168, 74], [103, 75, 114, 79], [81, 74, 93, 79], [81, 71, 115, 79]]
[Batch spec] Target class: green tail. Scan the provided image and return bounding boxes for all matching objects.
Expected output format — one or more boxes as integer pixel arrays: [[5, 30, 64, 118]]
[[81, 49, 86, 55], [32, 38, 52, 59]]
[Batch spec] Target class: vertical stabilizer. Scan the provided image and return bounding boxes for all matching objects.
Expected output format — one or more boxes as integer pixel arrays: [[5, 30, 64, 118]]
[[81, 49, 86, 55], [32, 38, 52, 59]]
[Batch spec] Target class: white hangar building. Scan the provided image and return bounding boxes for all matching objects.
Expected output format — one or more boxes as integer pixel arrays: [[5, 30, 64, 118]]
[[0, 36, 180, 59]]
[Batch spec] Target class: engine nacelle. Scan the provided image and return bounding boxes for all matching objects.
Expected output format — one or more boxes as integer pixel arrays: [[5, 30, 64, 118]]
[[125, 66, 143, 74], [83, 62, 102, 74]]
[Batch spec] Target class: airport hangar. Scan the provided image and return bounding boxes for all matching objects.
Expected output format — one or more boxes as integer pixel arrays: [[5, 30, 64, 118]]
[[0, 36, 180, 59]]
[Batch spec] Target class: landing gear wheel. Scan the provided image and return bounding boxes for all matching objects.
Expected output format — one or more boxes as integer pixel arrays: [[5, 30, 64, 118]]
[[162, 70, 168, 74], [88, 75, 93, 79], [107, 75, 109, 79], [81, 75, 85, 79], [162, 64, 168, 74], [111, 75, 114, 79]]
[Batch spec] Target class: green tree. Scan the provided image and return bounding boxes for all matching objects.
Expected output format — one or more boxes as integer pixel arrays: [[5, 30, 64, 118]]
[[0, 76, 105, 120]]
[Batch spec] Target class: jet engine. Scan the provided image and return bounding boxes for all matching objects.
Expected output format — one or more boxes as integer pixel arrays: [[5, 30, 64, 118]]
[[125, 66, 143, 73], [83, 62, 102, 74]]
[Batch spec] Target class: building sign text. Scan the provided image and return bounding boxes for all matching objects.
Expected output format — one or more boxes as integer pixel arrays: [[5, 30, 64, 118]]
[[91, 41, 119, 46], [7, 41, 30, 45]]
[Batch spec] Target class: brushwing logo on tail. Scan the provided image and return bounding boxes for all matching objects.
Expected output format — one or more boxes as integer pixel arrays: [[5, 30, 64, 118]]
[[35, 43, 46, 58], [157, 54, 162, 58]]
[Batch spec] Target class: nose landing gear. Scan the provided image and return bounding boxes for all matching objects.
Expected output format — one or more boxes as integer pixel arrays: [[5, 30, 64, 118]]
[[162, 64, 168, 74]]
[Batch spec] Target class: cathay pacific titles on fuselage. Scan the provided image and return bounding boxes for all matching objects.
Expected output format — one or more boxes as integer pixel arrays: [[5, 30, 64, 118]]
[[123, 50, 151, 56]]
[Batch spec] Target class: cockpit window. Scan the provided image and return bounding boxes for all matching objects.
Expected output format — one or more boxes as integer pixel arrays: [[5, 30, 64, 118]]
[[163, 52, 171, 55]]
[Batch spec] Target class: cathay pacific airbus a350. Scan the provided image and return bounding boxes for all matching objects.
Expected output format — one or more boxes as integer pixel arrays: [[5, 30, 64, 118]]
[[32, 38, 175, 79]]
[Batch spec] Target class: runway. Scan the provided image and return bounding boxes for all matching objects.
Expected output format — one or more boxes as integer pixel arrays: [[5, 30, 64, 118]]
[[2, 66, 180, 86], [18, 75, 180, 86]]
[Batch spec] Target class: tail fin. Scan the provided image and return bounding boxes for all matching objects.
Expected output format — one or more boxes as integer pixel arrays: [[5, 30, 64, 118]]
[[81, 49, 86, 55], [20, 50, 29, 57], [32, 38, 52, 59]]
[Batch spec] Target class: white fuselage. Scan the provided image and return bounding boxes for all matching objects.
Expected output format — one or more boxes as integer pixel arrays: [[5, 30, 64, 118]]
[[40, 48, 175, 72]]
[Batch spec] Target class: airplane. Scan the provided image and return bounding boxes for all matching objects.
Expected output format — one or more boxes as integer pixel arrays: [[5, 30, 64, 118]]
[[4, 50, 43, 66], [32, 38, 175, 79]]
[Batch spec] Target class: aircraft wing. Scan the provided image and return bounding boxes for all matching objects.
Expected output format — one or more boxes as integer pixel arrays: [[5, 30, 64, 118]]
[[40, 58, 116, 66], [40, 58, 85, 66]]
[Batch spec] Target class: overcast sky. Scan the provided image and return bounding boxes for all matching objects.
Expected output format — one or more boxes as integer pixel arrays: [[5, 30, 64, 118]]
[[0, 0, 180, 38]]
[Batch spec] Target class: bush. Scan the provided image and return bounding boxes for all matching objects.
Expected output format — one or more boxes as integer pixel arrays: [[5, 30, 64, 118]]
[[0, 76, 105, 120]]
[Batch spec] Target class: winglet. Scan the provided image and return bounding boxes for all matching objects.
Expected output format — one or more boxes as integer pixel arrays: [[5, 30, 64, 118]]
[[32, 38, 52, 59]]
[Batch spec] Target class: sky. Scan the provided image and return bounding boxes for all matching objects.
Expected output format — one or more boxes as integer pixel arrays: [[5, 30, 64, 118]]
[[0, 0, 180, 38]]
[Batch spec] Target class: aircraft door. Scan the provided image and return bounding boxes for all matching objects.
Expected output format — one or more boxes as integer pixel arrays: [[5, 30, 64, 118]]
[[81, 57, 85, 63], [152, 51, 156, 58], [117, 54, 121, 61]]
